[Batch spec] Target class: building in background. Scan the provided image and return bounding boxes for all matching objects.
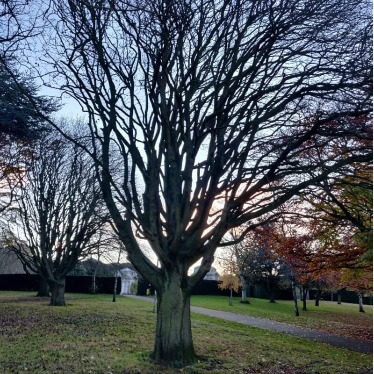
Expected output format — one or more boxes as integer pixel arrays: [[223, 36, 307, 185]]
[[192, 266, 220, 281]]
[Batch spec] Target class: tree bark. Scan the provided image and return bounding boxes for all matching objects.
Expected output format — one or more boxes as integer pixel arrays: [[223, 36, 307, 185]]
[[291, 281, 300, 317], [152, 271, 196, 366], [91, 275, 96, 294], [36, 277, 49, 297], [113, 274, 118, 302], [240, 287, 249, 304], [229, 287, 233, 306], [267, 278, 276, 303], [337, 290, 342, 305], [358, 293, 365, 313], [49, 278, 66, 306], [314, 290, 321, 307], [302, 287, 308, 311]]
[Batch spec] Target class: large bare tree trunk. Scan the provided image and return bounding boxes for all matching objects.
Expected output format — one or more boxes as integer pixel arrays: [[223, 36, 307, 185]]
[[152, 271, 196, 365], [50, 278, 66, 306]]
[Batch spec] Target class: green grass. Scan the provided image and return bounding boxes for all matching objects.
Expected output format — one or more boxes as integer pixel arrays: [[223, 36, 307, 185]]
[[191, 295, 373, 340], [191, 294, 373, 317], [0, 292, 372, 374]]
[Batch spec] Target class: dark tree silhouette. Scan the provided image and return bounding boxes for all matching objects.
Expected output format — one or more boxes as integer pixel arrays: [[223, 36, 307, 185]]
[[6, 127, 109, 306], [0, 61, 55, 140], [0, 0, 57, 213]]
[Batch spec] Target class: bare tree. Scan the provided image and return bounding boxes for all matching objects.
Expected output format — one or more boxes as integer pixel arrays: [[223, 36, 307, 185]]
[[85, 227, 124, 294], [29, 0, 372, 364], [230, 226, 292, 303], [0, 0, 41, 57], [6, 126, 109, 306]]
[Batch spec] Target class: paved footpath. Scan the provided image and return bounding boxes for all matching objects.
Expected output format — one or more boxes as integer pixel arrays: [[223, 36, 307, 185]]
[[125, 295, 372, 354]]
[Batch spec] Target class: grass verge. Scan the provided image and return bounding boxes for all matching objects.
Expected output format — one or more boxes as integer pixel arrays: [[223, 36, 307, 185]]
[[0, 292, 372, 374], [191, 295, 373, 341]]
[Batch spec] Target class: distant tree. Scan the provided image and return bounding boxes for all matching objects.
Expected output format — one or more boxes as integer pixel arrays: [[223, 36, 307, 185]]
[[341, 267, 372, 313], [266, 210, 372, 312], [22, 0, 372, 364], [0, 0, 57, 214], [218, 249, 240, 305], [0, 61, 55, 141], [0, 0, 56, 140], [238, 227, 291, 303], [84, 229, 123, 294], [6, 126, 109, 306], [0, 60, 57, 215], [218, 273, 240, 306], [298, 117, 372, 266]]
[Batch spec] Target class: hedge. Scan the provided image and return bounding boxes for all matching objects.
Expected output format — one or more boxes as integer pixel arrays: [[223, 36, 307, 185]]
[[0, 274, 371, 305], [0, 274, 121, 295]]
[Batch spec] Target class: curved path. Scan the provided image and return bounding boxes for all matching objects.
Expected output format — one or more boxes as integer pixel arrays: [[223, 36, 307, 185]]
[[125, 295, 372, 354]]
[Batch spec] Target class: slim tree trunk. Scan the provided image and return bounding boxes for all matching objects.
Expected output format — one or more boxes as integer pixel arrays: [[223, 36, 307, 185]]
[[240, 286, 249, 304], [36, 277, 49, 297], [50, 278, 66, 306], [91, 275, 96, 294], [113, 245, 123, 302], [267, 278, 276, 303], [302, 287, 308, 311], [337, 290, 342, 305], [152, 271, 196, 365], [229, 287, 233, 306], [314, 290, 321, 307], [113, 274, 118, 302], [291, 280, 299, 317], [239, 276, 249, 304], [358, 293, 365, 313]]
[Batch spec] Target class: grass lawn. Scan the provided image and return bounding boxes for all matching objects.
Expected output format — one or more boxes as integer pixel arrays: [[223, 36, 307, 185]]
[[190, 295, 373, 342], [0, 292, 372, 374]]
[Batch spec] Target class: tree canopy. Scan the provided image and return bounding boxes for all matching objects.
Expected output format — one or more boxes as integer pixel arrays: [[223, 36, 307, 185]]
[[17, 0, 373, 364], [5, 126, 110, 305], [0, 60, 55, 141]]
